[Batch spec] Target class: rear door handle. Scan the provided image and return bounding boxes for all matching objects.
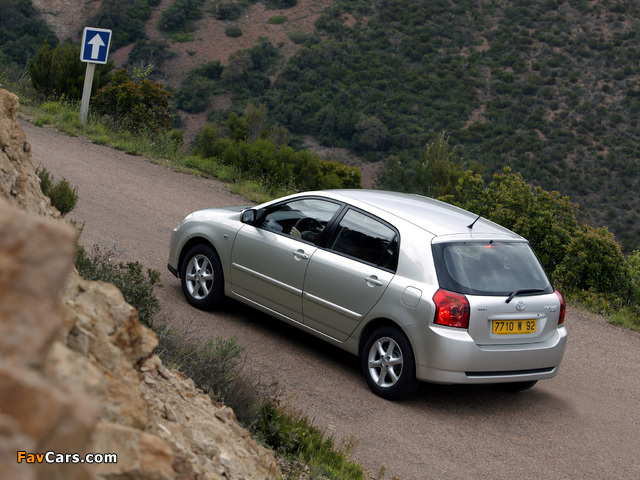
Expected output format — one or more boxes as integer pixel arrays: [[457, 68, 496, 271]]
[[291, 250, 309, 261]]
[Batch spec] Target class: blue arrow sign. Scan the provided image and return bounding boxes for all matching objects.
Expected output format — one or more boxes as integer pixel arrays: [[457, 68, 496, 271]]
[[80, 27, 112, 64]]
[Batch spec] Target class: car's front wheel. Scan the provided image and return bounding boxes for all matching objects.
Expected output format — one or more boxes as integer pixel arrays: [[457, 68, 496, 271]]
[[361, 326, 419, 400], [180, 244, 224, 310]]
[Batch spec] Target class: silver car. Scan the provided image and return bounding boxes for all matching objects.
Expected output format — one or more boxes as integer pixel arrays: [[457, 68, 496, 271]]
[[168, 190, 567, 399]]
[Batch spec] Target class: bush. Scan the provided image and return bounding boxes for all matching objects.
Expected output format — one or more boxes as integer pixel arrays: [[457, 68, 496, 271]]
[[0, 0, 58, 71], [451, 167, 578, 274], [288, 31, 309, 44], [225, 25, 243, 38], [36, 166, 78, 216], [554, 225, 628, 295], [159, 0, 206, 31], [74, 246, 162, 327], [85, 0, 155, 49], [29, 41, 113, 100], [214, 2, 243, 20], [92, 69, 173, 134], [268, 15, 288, 25]]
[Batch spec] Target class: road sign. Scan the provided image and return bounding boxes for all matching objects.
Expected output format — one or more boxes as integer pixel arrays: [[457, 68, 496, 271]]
[[80, 27, 112, 64]]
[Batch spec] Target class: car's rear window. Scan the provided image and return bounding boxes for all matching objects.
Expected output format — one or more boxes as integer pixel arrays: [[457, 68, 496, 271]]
[[432, 241, 553, 296]]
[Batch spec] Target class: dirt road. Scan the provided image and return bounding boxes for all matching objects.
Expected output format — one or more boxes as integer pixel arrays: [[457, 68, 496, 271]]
[[26, 121, 640, 479]]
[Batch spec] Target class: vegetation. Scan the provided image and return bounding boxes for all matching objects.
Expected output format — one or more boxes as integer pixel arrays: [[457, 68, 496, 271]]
[[86, 0, 159, 50], [74, 246, 367, 479], [159, 0, 206, 32], [191, 103, 361, 193], [447, 166, 640, 331], [196, 0, 639, 253], [225, 25, 243, 38], [75, 246, 162, 327], [36, 166, 78, 216], [92, 69, 173, 135], [28, 41, 113, 100], [0, 0, 58, 79]]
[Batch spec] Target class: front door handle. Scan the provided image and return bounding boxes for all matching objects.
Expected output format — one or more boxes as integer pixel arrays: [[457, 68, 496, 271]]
[[291, 249, 309, 261], [364, 275, 383, 287]]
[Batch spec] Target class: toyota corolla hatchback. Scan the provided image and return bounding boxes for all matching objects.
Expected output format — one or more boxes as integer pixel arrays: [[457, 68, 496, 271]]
[[168, 190, 567, 399]]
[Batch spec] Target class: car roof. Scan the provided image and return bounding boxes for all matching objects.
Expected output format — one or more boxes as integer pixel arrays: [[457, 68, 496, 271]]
[[321, 189, 521, 238]]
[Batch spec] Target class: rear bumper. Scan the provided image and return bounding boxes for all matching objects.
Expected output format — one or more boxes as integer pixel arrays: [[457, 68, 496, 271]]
[[406, 322, 568, 385]]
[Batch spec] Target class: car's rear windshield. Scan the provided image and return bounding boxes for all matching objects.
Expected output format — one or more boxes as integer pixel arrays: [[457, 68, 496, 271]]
[[432, 241, 553, 296]]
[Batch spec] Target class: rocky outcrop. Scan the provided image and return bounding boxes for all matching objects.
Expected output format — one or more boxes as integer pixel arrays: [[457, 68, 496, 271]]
[[0, 89, 279, 480]]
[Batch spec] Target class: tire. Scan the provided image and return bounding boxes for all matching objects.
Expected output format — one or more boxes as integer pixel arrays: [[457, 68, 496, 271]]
[[180, 244, 224, 310], [500, 380, 538, 393], [361, 326, 419, 400]]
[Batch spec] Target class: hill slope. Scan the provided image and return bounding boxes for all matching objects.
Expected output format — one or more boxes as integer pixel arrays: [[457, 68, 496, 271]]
[[29, 0, 640, 251]]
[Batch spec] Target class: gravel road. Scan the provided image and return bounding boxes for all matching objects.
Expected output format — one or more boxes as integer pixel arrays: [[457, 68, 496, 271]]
[[25, 121, 640, 480]]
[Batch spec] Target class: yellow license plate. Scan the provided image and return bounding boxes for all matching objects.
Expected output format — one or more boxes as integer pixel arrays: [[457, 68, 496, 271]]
[[492, 319, 537, 335]]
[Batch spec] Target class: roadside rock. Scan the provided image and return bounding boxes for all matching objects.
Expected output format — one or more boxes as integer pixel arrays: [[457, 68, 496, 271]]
[[0, 88, 278, 480]]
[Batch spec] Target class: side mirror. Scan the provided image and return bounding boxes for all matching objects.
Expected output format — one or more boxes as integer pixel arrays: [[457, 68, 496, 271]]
[[241, 209, 256, 224]]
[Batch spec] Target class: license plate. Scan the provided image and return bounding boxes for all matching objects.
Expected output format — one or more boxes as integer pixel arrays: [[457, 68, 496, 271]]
[[492, 319, 537, 335]]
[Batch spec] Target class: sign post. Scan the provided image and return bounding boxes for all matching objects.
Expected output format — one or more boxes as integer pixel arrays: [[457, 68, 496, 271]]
[[79, 27, 112, 124]]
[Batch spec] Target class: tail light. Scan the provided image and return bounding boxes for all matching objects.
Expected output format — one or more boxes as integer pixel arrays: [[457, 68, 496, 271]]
[[433, 289, 470, 328], [555, 289, 566, 325]]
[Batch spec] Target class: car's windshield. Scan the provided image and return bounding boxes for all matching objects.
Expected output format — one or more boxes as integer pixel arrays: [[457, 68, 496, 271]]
[[432, 241, 553, 296]]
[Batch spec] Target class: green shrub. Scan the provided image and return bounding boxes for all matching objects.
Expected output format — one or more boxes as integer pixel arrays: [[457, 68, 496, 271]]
[[36, 166, 78, 216], [29, 41, 113, 100], [225, 25, 243, 38], [288, 31, 309, 44], [160, 0, 206, 31], [268, 15, 288, 25], [554, 225, 628, 295], [127, 39, 175, 70], [254, 400, 365, 479], [265, 0, 297, 8], [92, 69, 173, 135], [86, 0, 155, 49], [214, 2, 244, 20], [0, 0, 58, 71], [74, 246, 162, 327], [156, 327, 276, 428]]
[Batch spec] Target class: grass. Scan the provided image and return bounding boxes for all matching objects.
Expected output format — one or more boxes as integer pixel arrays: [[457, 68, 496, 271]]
[[565, 290, 640, 333], [12, 85, 278, 204]]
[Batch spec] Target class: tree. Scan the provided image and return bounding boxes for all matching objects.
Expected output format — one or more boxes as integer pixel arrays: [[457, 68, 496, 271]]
[[352, 114, 388, 152], [451, 167, 579, 274], [221, 51, 253, 85], [29, 41, 113, 100], [412, 132, 462, 198], [244, 103, 268, 143]]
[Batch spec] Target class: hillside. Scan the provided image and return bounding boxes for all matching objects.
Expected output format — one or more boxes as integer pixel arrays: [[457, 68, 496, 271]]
[[21, 0, 640, 251]]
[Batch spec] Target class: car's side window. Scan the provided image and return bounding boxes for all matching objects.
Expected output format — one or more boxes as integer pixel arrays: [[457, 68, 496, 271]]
[[328, 209, 398, 271], [261, 198, 341, 244]]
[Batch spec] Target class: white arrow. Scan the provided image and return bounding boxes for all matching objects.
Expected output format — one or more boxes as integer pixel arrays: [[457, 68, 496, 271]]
[[87, 34, 105, 60]]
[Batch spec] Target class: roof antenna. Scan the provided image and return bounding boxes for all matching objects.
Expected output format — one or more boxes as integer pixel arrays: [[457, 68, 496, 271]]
[[467, 214, 481, 229]]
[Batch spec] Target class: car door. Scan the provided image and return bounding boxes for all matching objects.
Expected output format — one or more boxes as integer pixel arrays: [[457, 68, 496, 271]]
[[230, 198, 342, 323], [302, 209, 398, 341]]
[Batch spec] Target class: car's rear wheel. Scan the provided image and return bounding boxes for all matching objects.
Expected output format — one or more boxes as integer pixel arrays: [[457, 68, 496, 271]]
[[361, 326, 419, 400], [180, 244, 224, 310]]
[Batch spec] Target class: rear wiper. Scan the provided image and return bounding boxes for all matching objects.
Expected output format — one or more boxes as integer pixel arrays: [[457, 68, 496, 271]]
[[505, 288, 547, 304]]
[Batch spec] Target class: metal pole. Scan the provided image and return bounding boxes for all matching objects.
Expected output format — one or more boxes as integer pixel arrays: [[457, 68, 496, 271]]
[[80, 62, 96, 125]]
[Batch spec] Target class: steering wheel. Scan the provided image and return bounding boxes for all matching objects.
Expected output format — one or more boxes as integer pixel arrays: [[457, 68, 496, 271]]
[[294, 217, 323, 233]]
